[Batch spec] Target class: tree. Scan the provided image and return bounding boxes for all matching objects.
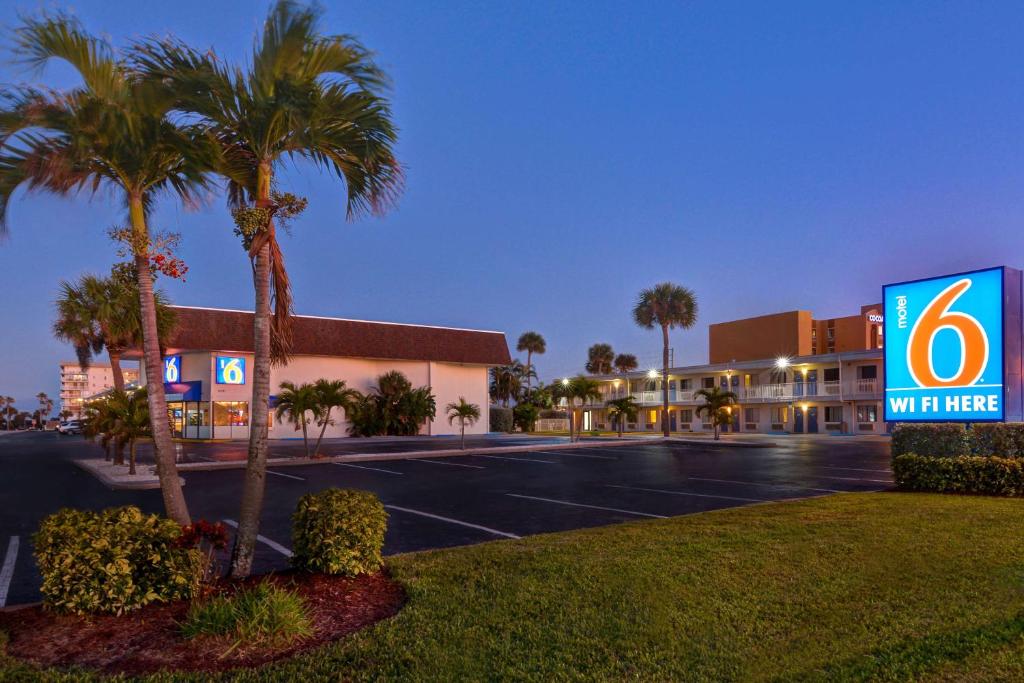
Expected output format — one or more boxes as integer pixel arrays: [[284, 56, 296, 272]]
[[554, 375, 602, 442], [694, 386, 738, 440], [346, 371, 436, 437], [0, 13, 214, 524], [489, 362, 527, 407], [53, 270, 177, 391], [59, 410, 72, 421], [614, 353, 638, 374], [0, 397, 13, 431], [585, 343, 615, 375], [132, 1, 402, 577], [516, 331, 546, 390], [446, 397, 481, 450], [605, 395, 640, 437], [310, 378, 358, 457], [36, 392, 53, 427], [633, 283, 698, 438], [274, 381, 321, 458], [107, 389, 152, 475]]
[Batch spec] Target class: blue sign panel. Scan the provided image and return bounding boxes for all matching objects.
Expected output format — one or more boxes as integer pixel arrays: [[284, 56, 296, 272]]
[[884, 267, 1004, 422], [163, 355, 182, 383], [215, 356, 246, 385]]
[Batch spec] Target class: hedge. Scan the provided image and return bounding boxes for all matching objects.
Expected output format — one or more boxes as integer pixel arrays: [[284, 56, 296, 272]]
[[292, 488, 388, 576], [490, 406, 514, 433], [891, 423, 970, 457], [968, 423, 1024, 457], [893, 453, 1024, 496]]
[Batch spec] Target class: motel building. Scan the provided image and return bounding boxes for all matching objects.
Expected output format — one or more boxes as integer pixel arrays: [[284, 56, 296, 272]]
[[576, 304, 888, 435], [130, 306, 511, 440]]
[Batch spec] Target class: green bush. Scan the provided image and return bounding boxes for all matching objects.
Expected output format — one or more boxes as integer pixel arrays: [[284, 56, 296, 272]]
[[182, 583, 312, 646], [891, 423, 970, 457], [33, 506, 201, 615], [490, 406, 514, 433], [893, 453, 1024, 495], [513, 403, 539, 432], [292, 488, 388, 576], [969, 423, 1024, 458]]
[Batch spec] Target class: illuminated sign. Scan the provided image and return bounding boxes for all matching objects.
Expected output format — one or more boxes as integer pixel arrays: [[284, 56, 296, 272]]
[[884, 267, 1006, 421], [163, 355, 182, 383], [215, 356, 246, 385], [867, 314, 884, 323]]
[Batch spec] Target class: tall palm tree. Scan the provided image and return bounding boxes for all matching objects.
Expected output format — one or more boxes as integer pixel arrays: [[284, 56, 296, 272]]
[[54, 272, 177, 390], [633, 283, 698, 438], [132, 1, 401, 577], [516, 331, 546, 390], [585, 343, 615, 375], [310, 378, 358, 457], [36, 392, 53, 427], [446, 397, 481, 450], [0, 14, 213, 524], [694, 386, 738, 441], [605, 395, 640, 437], [614, 353, 638, 374], [274, 381, 321, 458]]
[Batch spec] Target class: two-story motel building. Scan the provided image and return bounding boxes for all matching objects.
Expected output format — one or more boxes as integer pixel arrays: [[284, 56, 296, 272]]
[[578, 304, 887, 435]]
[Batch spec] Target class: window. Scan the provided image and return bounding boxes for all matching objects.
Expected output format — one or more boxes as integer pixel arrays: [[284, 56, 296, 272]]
[[857, 365, 878, 380], [744, 407, 759, 423], [824, 406, 843, 423], [770, 406, 788, 429], [214, 401, 249, 438], [648, 409, 657, 424], [823, 368, 840, 382], [644, 379, 657, 391], [702, 377, 715, 389], [668, 379, 676, 391], [679, 409, 693, 422], [857, 405, 878, 422], [679, 378, 692, 390]]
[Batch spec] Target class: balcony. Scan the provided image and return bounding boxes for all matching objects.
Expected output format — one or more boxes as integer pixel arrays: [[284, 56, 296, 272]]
[[586, 379, 880, 408]]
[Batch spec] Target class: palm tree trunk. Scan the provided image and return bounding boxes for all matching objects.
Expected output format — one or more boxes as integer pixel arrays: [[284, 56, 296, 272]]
[[526, 351, 533, 390], [661, 324, 671, 438], [301, 417, 310, 458], [108, 350, 126, 391], [129, 440, 136, 475], [231, 164, 273, 579], [129, 195, 190, 525], [461, 422, 465, 449], [313, 408, 331, 457]]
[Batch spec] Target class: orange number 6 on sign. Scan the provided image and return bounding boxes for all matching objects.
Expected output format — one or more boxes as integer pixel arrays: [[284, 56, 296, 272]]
[[907, 278, 989, 388]]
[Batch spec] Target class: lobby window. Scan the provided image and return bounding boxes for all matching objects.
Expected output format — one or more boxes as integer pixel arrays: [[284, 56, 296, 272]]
[[824, 406, 843, 423], [214, 401, 249, 438], [857, 405, 878, 423]]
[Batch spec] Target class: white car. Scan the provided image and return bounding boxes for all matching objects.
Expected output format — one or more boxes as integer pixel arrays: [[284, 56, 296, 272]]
[[58, 420, 82, 435]]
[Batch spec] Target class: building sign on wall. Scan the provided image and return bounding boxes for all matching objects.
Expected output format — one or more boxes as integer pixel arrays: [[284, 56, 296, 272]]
[[216, 356, 246, 385], [163, 355, 182, 383], [884, 267, 1008, 422]]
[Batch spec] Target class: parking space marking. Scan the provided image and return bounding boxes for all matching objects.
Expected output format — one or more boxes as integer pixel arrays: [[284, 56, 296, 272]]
[[686, 476, 843, 494], [506, 493, 666, 518], [607, 484, 768, 503], [479, 455, 558, 464], [266, 469, 305, 481], [413, 458, 486, 470], [0, 536, 19, 608], [222, 519, 293, 558], [332, 462, 404, 475], [822, 476, 893, 484], [824, 466, 892, 474], [386, 505, 520, 539], [534, 450, 618, 460]]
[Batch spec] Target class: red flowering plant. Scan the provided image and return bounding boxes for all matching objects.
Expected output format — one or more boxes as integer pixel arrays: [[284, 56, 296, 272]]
[[175, 520, 229, 584], [109, 227, 189, 282]]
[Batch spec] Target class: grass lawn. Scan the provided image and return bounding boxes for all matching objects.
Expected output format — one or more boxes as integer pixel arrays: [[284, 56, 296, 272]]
[[4, 492, 1024, 681]]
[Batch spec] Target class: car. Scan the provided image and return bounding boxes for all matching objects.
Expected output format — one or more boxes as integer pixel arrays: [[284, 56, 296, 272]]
[[57, 420, 82, 435]]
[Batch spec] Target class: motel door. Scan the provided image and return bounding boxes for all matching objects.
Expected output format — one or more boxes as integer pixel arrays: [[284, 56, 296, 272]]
[[794, 408, 803, 433], [807, 406, 819, 433], [669, 411, 677, 432]]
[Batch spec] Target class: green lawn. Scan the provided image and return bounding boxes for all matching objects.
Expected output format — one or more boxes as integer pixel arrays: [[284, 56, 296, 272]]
[[5, 492, 1024, 681]]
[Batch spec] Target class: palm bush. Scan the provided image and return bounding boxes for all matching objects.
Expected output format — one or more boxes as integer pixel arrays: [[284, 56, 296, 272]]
[[446, 397, 481, 449], [606, 396, 640, 437], [694, 386, 738, 440], [274, 382, 321, 458], [347, 371, 436, 437], [311, 379, 359, 456]]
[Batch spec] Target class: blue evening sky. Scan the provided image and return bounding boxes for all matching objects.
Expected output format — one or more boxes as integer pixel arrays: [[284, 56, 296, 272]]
[[2, 0, 1024, 407]]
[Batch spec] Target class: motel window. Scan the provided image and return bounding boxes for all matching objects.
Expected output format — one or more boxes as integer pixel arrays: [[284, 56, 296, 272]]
[[824, 406, 843, 423], [668, 380, 676, 391], [648, 410, 657, 425], [679, 379, 692, 391], [702, 377, 715, 389], [857, 365, 878, 380], [857, 405, 878, 423], [744, 408, 759, 423], [771, 406, 788, 424], [823, 368, 840, 383], [680, 409, 693, 422], [644, 379, 657, 392]]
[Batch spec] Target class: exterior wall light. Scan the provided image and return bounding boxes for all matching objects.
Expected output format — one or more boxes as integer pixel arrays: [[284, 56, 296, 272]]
[[647, 369, 658, 379], [775, 356, 791, 369]]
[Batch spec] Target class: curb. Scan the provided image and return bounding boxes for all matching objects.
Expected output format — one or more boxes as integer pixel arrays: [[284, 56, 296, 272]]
[[73, 459, 187, 491]]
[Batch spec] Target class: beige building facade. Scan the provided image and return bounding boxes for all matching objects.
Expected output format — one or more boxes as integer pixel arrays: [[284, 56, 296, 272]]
[[59, 361, 140, 419]]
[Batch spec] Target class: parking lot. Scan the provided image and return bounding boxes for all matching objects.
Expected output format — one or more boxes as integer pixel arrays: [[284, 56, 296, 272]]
[[0, 432, 892, 608]]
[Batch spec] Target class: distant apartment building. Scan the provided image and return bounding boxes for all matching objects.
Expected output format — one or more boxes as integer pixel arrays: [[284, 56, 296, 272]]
[[59, 362, 139, 419]]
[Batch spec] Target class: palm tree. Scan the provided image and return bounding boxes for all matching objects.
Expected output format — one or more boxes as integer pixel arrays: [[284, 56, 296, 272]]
[[54, 272, 177, 390], [0, 397, 12, 431], [107, 389, 152, 475], [310, 378, 358, 457], [274, 381, 321, 458], [633, 283, 698, 438], [694, 386, 738, 440], [446, 397, 481, 450], [614, 353, 638, 374], [555, 375, 603, 442], [516, 332, 546, 390], [132, 1, 401, 577], [605, 395, 640, 437], [585, 343, 615, 375], [36, 392, 53, 428], [489, 362, 525, 407], [0, 14, 214, 525]]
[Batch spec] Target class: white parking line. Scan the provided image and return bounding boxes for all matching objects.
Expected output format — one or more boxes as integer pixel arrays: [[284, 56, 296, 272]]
[[386, 505, 520, 539], [607, 484, 768, 503], [332, 462, 404, 475], [534, 450, 618, 460], [506, 493, 666, 518], [822, 476, 893, 484], [266, 469, 305, 481], [414, 458, 485, 470], [686, 476, 843, 494], [479, 455, 557, 464], [824, 466, 892, 474], [0, 536, 19, 608], [222, 519, 293, 558]]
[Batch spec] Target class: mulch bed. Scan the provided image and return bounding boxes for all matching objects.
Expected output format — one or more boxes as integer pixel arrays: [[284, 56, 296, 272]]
[[0, 570, 405, 676]]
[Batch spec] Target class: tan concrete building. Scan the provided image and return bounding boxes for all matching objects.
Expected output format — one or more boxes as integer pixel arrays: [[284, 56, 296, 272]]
[[59, 362, 140, 419]]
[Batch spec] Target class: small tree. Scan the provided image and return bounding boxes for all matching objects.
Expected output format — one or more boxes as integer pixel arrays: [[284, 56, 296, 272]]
[[275, 382, 321, 458], [311, 379, 359, 457], [446, 397, 481, 449], [36, 392, 53, 427], [109, 389, 152, 475], [694, 386, 738, 440], [605, 396, 640, 437], [555, 376, 602, 442]]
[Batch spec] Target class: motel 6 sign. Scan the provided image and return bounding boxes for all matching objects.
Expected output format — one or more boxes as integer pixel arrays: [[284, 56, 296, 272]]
[[884, 267, 1024, 422], [216, 356, 246, 385], [163, 355, 182, 383]]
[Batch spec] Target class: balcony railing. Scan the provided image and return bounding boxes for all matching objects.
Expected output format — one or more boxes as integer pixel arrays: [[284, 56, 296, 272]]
[[586, 379, 880, 407]]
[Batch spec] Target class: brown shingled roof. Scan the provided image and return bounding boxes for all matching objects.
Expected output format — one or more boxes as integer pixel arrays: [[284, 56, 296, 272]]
[[153, 306, 511, 366]]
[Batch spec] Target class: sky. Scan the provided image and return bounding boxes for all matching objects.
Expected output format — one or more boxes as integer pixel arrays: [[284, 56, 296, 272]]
[[2, 0, 1024, 408]]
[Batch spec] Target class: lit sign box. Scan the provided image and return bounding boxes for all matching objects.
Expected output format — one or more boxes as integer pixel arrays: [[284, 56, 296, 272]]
[[163, 355, 182, 383], [883, 267, 1022, 422], [216, 356, 246, 385]]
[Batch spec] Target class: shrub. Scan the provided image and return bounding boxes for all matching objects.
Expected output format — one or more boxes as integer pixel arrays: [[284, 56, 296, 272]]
[[893, 453, 1024, 496], [513, 403, 539, 432], [292, 489, 388, 576], [969, 423, 1024, 458], [182, 583, 312, 647], [490, 406, 514, 433], [33, 506, 201, 615], [891, 423, 970, 458]]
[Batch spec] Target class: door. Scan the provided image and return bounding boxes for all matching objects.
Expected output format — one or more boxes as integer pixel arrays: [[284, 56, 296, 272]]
[[793, 372, 804, 397], [794, 407, 804, 433], [806, 370, 818, 396], [669, 411, 677, 432], [807, 406, 819, 433], [731, 409, 740, 432]]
